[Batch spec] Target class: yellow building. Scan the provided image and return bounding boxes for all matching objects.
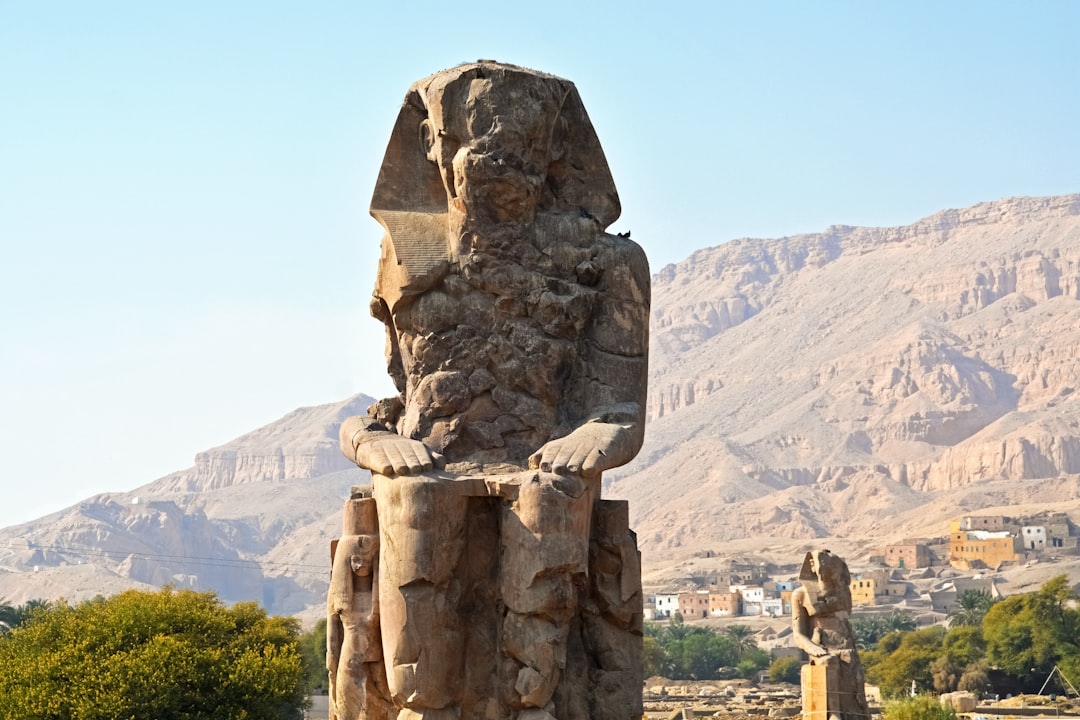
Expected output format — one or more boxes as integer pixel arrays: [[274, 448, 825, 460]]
[[850, 571, 908, 606], [949, 530, 1021, 569], [850, 577, 876, 606]]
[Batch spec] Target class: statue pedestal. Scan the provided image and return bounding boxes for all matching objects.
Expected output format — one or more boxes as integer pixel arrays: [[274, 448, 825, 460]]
[[329, 472, 644, 720], [801, 662, 837, 720]]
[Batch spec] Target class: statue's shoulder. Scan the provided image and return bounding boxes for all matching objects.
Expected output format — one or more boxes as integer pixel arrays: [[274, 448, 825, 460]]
[[596, 232, 650, 304]]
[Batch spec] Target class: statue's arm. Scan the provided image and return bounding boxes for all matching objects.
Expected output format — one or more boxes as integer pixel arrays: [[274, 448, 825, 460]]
[[326, 612, 343, 673], [791, 588, 828, 657], [339, 415, 445, 476]]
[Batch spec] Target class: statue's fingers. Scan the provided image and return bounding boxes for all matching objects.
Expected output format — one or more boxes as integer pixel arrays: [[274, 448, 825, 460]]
[[383, 444, 412, 475], [551, 443, 577, 473], [566, 446, 592, 474], [360, 447, 395, 476], [431, 451, 447, 470], [531, 445, 557, 472], [405, 444, 433, 473], [581, 448, 607, 474]]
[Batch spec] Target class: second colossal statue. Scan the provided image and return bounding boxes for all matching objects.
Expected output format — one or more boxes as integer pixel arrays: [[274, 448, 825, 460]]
[[331, 61, 648, 720], [792, 550, 869, 720]]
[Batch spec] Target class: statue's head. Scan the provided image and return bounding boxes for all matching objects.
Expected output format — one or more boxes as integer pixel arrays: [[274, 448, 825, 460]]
[[799, 549, 851, 591], [370, 62, 620, 284], [349, 534, 379, 577]]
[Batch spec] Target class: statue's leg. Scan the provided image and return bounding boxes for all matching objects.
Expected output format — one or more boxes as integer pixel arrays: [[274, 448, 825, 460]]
[[582, 500, 644, 720], [499, 472, 594, 718], [374, 474, 469, 715]]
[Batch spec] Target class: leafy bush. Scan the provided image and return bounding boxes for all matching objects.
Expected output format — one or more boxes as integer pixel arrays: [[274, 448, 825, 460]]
[[298, 617, 329, 693], [768, 656, 802, 684], [957, 660, 991, 694], [0, 587, 307, 720], [883, 694, 957, 720], [864, 626, 945, 698]]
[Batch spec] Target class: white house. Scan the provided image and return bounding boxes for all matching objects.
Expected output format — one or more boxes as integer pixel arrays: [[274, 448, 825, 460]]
[[741, 586, 766, 604], [654, 593, 680, 618], [761, 598, 785, 618], [1021, 526, 1047, 551]]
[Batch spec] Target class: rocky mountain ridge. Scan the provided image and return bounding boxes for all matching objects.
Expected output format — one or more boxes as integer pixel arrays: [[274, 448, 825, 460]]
[[0, 395, 373, 615], [614, 193, 1080, 557], [4, 194, 1080, 616]]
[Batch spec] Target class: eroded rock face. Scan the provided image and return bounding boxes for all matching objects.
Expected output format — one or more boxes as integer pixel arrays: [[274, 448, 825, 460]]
[[617, 193, 1080, 548], [333, 62, 647, 720]]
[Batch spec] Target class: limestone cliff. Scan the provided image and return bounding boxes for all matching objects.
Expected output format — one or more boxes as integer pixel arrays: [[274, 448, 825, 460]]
[[613, 193, 1080, 550], [153, 395, 372, 492], [0, 395, 373, 614]]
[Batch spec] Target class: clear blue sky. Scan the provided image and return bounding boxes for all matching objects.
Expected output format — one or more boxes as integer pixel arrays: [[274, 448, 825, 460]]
[[2, 1, 1077, 528]]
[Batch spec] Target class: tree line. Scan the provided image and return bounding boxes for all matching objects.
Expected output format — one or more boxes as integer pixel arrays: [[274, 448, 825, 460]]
[[859, 576, 1080, 698], [644, 615, 771, 680]]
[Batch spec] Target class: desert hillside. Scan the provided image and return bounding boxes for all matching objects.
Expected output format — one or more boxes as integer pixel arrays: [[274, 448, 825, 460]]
[[611, 193, 1080, 562], [3, 194, 1080, 615], [0, 395, 373, 614]]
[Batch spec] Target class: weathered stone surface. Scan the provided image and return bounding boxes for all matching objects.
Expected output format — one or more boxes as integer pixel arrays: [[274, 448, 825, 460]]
[[939, 691, 978, 712], [332, 61, 648, 719], [792, 550, 869, 720]]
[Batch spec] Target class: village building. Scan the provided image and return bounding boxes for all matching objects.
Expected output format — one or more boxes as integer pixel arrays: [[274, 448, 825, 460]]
[[930, 577, 1001, 614], [678, 590, 710, 619], [708, 591, 741, 617], [1021, 526, 1047, 551], [653, 593, 680, 619], [952, 515, 1006, 532], [761, 597, 785, 617], [949, 529, 1021, 569], [850, 569, 908, 606], [851, 577, 876, 606], [883, 542, 931, 569]]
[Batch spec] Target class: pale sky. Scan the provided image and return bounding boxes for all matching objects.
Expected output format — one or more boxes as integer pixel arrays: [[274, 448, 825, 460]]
[[2, 1, 1078, 529]]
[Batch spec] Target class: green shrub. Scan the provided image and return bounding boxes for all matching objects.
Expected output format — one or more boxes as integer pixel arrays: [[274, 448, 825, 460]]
[[882, 694, 957, 720], [768, 656, 802, 684], [0, 587, 307, 720]]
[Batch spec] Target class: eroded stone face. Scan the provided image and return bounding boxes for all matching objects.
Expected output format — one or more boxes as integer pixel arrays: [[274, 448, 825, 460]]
[[332, 62, 647, 720]]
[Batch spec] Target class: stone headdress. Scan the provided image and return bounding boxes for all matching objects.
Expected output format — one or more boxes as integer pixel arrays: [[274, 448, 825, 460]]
[[369, 61, 621, 300]]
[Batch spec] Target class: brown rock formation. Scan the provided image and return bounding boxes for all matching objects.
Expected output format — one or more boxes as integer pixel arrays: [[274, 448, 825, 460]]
[[612, 193, 1080, 551]]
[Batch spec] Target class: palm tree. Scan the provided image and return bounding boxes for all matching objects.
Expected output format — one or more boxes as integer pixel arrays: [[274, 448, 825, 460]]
[[851, 616, 888, 649], [948, 589, 996, 628], [0, 597, 15, 632], [881, 609, 917, 633], [724, 624, 758, 655]]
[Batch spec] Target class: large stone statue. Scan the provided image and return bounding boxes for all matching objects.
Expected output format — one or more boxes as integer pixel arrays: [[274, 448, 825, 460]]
[[792, 550, 869, 720], [329, 61, 648, 720]]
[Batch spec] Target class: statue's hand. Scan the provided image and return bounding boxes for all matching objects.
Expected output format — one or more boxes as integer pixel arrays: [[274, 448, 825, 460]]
[[528, 422, 635, 477], [352, 432, 445, 477]]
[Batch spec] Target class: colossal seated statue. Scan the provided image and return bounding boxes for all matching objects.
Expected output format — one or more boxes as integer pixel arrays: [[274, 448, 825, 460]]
[[792, 550, 870, 720], [329, 62, 648, 720]]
